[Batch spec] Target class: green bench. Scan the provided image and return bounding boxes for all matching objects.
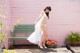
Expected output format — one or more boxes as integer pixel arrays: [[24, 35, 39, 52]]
[[11, 24, 34, 45]]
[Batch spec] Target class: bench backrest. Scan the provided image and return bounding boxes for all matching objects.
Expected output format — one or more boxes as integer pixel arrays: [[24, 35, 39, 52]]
[[13, 24, 34, 33]]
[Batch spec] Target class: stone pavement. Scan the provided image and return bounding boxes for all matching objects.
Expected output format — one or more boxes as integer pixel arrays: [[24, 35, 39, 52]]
[[14, 48, 72, 53], [6, 45, 80, 53], [71, 47, 80, 53]]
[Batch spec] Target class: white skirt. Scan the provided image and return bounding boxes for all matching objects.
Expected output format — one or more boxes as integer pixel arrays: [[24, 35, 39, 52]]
[[27, 24, 43, 44]]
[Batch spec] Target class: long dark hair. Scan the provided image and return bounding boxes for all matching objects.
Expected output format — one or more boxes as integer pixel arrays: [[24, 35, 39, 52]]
[[44, 6, 51, 19]]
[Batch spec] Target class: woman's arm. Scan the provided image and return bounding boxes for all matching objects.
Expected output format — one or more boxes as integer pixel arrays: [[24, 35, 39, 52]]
[[35, 11, 44, 24]]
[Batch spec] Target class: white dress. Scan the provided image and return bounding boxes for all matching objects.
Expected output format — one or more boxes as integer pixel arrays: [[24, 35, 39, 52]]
[[27, 11, 48, 44]]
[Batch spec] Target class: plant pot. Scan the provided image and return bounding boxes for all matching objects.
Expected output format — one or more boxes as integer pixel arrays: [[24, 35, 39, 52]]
[[46, 44, 57, 48], [71, 41, 78, 46]]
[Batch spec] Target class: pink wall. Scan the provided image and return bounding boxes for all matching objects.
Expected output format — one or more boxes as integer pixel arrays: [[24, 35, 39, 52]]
[[10, 0, 80, 46]]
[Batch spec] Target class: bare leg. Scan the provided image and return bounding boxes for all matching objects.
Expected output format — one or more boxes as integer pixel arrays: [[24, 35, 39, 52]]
[[38, 34, 44, 49], [40, 25, 48, 48], [41, 32, 48, 48], [42, 40, 47, 48], [38, 41, 43, 49], [42, 34, 48, 48]]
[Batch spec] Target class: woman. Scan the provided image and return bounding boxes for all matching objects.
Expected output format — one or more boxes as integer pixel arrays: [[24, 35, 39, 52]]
[[28, 6, 51, 49]]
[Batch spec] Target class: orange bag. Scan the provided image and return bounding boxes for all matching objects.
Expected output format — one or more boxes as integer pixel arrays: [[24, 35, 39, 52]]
[[46, 40, 57, 45]]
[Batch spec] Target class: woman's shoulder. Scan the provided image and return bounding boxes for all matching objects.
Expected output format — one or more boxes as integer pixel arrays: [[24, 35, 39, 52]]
[[40, 10, 45, 14], [41, 11, 48, 18]]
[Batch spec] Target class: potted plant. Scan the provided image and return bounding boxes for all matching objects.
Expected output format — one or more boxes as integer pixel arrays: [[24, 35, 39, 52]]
[[65, 32, 80, 46], [0, 33, 5, 53]]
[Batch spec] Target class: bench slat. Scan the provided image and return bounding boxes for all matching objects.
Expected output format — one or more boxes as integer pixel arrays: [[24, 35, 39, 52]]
[[14, 30, 34, 33], [11, 37, 28, 40]]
